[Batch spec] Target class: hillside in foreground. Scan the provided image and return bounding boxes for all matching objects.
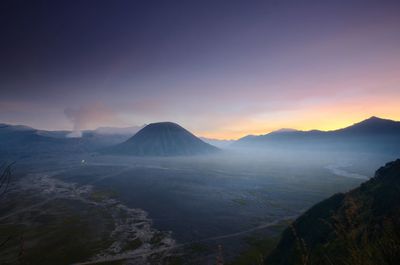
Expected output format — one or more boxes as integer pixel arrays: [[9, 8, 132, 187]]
[[265, 159, 400, 265]]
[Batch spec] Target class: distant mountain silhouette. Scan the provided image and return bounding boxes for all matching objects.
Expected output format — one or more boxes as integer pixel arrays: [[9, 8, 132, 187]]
[[107, 122, 219, 156], [334, 116, 400, 134], [0, 124, 131, 157], [92, 125, 143, 135], [266, 159, 400, 265], [234, 117, 400, 154], [0, 122, 219, 157], [269, 128, 299, 134], [2, 116, 399, 157], [200, 137, 235, 149]]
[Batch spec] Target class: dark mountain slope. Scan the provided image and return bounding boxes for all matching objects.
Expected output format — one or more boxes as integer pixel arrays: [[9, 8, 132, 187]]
[[0, 124, 129, 157], [266, 159, 400, 265], [107, 122, 219, 156], [234, 117, 400, 154], [334, 116, 400, 135]]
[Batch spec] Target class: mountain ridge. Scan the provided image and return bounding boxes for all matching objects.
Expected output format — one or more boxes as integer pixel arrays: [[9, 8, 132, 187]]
[[106, 122, 219, 156], [238, 116, 400, 140], [234, 116, 400, 154]]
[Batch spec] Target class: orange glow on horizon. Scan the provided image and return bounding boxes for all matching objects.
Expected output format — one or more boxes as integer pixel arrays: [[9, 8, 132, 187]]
[[197, 114, 400, 140], [196, 99, 400, 140]]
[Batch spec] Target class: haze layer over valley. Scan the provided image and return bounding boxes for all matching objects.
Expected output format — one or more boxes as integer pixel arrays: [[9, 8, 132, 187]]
[[1, 1, 400, 264], [1, 118, 399, 264]]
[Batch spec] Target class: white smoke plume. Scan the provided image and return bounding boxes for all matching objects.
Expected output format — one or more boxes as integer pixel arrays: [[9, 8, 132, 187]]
[[64, 102, 119, 138]]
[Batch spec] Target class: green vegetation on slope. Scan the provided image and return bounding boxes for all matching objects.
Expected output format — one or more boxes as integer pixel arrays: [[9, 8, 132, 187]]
[[266, 159, 400, 265]]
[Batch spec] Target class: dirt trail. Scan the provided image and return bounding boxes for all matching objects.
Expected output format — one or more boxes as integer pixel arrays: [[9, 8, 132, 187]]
[[72, 214, 297, 265]]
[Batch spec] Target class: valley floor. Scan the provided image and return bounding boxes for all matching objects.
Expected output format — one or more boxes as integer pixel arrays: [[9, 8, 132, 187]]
[[0, 151, 395, 264]]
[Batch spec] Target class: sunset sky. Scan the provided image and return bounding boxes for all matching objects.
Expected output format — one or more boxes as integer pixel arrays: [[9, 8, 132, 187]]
[[1, 0, 400, 139]]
